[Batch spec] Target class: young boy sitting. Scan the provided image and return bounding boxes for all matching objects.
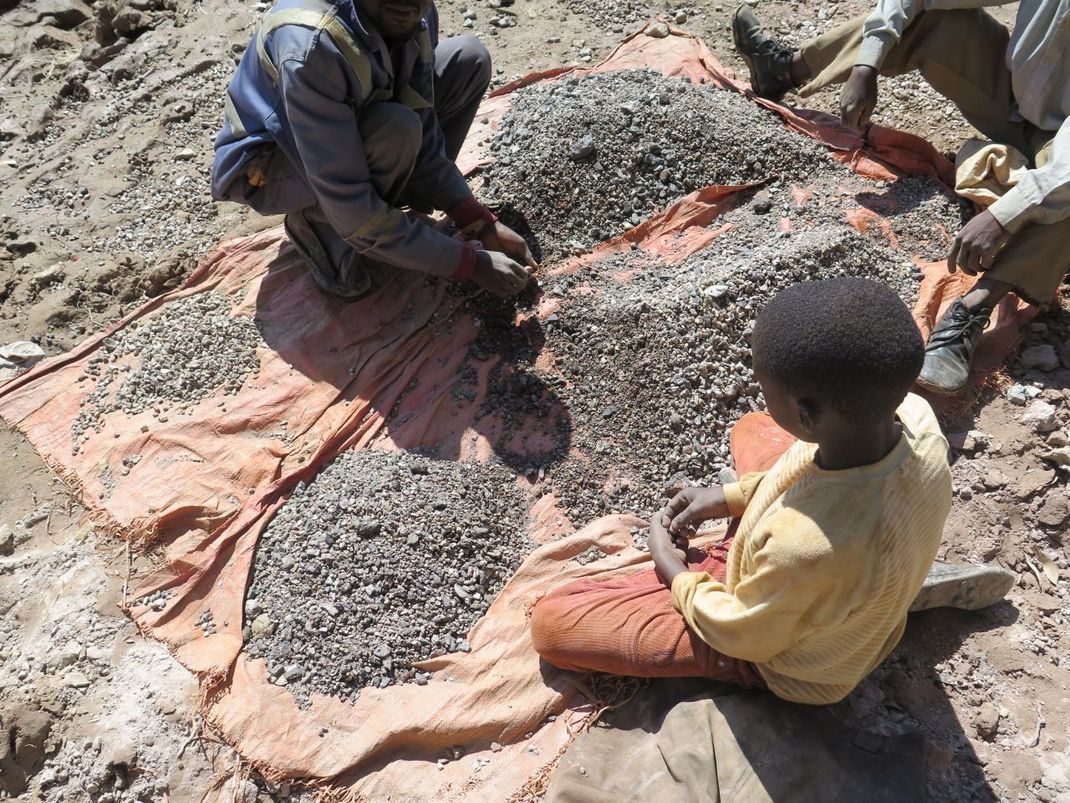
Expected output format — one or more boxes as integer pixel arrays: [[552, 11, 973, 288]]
[[531, 277, 993, 704]]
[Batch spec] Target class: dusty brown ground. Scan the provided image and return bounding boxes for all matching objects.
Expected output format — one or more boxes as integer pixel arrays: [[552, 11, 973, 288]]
[[1, 0, 1068, 800]]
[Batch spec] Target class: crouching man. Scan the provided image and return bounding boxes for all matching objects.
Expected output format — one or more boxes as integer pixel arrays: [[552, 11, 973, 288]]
[[211, 0, 534, 300]]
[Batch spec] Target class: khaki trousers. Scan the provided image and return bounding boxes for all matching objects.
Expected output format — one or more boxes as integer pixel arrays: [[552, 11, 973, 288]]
[[797, 9, 1068, 305]]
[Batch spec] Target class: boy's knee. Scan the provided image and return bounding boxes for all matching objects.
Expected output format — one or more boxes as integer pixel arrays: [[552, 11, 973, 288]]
[[360, 102, 422, 167], [453, 35, 492, 91], [529, 594, 567, 660]]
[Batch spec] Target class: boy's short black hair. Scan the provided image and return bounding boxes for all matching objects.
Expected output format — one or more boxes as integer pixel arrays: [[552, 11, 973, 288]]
[[751, 277, 924, 426]]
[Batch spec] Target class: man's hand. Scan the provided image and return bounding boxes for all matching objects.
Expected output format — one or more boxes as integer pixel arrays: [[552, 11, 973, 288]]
[[648, 508, 689, 586], [664, 486, 729, 536], [840, 65, 878, 133], [472, 250, 532, 297], [947, 210, 1011, 276], [479, 222, 537, 270]]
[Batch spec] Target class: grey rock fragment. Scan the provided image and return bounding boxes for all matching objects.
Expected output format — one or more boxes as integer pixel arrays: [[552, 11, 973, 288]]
[[1020, 344, 1059, 371], [568, 134, 596, 163], [1020, 400, 1058, 433]]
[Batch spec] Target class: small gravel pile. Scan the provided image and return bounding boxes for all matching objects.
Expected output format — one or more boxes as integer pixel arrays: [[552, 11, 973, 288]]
[[71, 293, 263, 451], [244, 448, 532, 706], [479, 69, 836, 260], [478, 203, 921, 525]]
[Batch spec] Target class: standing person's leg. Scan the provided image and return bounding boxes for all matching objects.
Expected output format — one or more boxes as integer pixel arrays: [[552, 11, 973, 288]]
[[432, 35, 492, 162], [799, 9, 1027, 151], [735, 5, 1028, 152], [977, 133, 1070, 307], [919, 128, 1068, 393]]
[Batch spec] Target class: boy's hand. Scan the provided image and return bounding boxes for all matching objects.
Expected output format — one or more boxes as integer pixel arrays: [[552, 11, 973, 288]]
[[665, 486, 729, 535], [473, 250, 532, 297], [479, 221, 538, 271], [648, 508, 688, 586]]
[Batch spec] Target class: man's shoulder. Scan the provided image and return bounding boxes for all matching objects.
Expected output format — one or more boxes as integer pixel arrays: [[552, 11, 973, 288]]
[[267, 0, 350, 18], [261, 0, 361, 48], [261, 0, 370, 86]]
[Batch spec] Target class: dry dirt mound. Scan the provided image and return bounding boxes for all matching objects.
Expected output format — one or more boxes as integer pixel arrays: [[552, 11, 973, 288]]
[[0, 0, 257, 357]]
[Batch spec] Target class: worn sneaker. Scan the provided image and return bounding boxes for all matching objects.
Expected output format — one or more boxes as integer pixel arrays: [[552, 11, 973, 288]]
[[916, 299, 992, 395], [283, 209, 373, 301], [732, 4, 797, 101], [909, 562, 1014, 612]]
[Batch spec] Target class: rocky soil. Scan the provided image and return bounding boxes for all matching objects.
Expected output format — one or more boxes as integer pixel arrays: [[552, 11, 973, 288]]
[[480, 206, 922, 525], [2, 0, 1068, 800], [71, 292, 264, 451]]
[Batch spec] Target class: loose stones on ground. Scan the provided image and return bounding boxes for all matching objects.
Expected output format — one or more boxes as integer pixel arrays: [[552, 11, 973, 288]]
[[70, 293, 264, 451], [475, 203, 922, 525], [244, 449, 532, 706], [479, 69, 969, 263]]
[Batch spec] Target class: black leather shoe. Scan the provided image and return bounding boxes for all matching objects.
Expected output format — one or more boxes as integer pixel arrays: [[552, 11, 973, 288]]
[[732, 4, 797, 101], [916, 299, 992, 395], [284, 210, 373, 301]]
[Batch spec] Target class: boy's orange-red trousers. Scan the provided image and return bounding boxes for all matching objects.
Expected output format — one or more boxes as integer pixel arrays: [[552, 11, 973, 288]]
[[529, 412, 797, 688]]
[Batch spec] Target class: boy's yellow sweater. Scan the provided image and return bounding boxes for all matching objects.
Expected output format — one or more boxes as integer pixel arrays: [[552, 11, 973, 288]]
[[671, 394, 952, 704]]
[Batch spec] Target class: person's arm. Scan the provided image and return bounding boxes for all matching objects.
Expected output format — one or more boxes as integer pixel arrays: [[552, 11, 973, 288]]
[[662, 473, 765, 538], [857, 0, 926, 70], [407, 107, 477, 215], [403, 67, 538, 268], [670, 526, 832, 663], [723, 472, 766, 517], [275, 47, 469, 278], [842, 0, 1012, 131], [948, 119, 1070, 274], [987, 117, 1070, 233], [858, 0, 1014, 69], [648, 509, 689, 587]]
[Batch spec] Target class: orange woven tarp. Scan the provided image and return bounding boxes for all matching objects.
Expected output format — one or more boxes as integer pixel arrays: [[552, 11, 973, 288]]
[[0, 24, 1036, 802]]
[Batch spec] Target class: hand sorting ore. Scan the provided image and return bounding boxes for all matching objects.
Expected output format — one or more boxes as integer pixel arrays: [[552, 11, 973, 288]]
[[471, 232, 538, 299], [211, 0, 536, 301]]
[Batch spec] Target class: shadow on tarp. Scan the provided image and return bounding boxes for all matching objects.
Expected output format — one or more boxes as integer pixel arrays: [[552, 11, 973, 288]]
[[546, 603, 1017, 802], [252, 251, 574, 476]]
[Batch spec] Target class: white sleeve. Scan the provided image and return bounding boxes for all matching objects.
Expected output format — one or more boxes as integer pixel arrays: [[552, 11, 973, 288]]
[[857, 0, 1015, 68], [989, 117, 1070, 232]]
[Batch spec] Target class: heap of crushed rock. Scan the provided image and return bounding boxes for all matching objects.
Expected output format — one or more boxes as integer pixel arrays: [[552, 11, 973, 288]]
[[244, 448, 532, 705], [477, 197, 922, 525], [479, 69, 970, 263], [563, 0, 657, 32], [479, 69, 836, 260], [70, 293, 263, 451]]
